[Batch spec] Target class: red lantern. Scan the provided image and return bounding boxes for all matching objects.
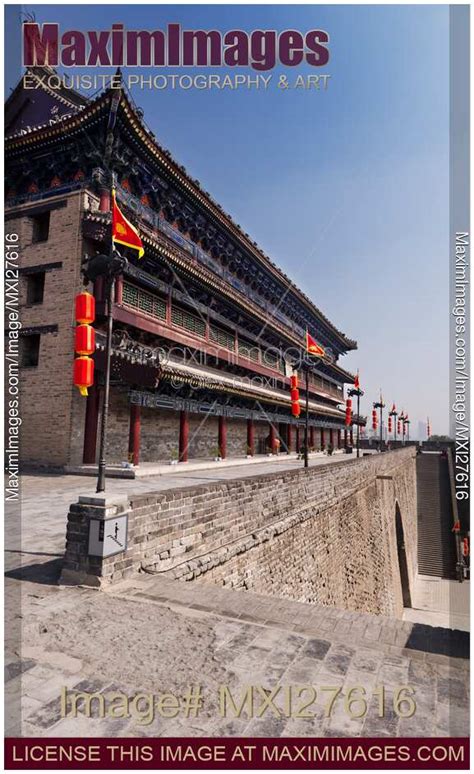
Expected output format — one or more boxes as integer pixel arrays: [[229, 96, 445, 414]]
[[344, 413, 351, 427], [397, 420, 402, 435], [462, 537, 469, 557], [290, 375, 300, 417], [75, 291, 95, 325], [73, 356, 94, 397], [345, 397, 352, 427], [74, 291, 95, 396], [75, 324, 95, 355], [388, 417, 392, 433], [372, 409, 378, 430]]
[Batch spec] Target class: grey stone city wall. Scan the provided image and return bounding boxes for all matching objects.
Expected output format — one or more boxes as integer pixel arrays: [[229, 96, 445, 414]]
[[62, 447, 417, 617]]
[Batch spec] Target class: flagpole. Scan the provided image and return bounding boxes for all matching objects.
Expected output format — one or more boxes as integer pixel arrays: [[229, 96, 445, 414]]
[[304, 365, 309, 469], [96, 273, 115, 493], [96, 169, 116, 493], [348, 373, 363, 459], [94, 77, 122, 493], [379, 395, 383, 451], [356, 390, 360, 458]]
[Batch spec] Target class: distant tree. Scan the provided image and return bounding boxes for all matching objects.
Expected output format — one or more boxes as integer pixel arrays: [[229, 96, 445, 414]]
[[428, 434, 454, 442]]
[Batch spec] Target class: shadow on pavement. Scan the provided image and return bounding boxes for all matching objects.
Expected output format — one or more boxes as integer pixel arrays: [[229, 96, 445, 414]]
[[5, 557, 62, 586], [405, 623, 470, 659]]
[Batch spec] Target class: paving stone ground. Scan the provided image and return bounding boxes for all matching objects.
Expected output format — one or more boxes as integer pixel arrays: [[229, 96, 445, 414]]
[[5, 569, 469, 739]]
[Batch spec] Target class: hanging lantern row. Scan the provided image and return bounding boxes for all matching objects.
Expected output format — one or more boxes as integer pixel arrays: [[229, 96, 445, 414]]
[[290, 374, 300, 417], [73, 291, 95, 397], [388, 416, 392, 434], [372, 408, 378, 431], [462, 537, 469, 557], [345, 398, 352, 427], [397, 420, 402, 435]]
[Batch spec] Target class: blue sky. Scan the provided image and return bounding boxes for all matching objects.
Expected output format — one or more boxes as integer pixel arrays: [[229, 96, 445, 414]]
[[6, 4, 450, 435]]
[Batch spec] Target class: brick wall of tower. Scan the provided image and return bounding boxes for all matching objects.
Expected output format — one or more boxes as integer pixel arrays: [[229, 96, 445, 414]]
[[8, 191, 88, 467]]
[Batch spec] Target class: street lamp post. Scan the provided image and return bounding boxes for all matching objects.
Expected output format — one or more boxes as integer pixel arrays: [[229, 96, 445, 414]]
[[348, 385, 364, 458], [304, 365, 309, 469], [96, 276, 114, 494], [389, 404, 398, 444], [82, 250, 128, 493], [399, 411, 408, 445], [373, 395, 386, 452]]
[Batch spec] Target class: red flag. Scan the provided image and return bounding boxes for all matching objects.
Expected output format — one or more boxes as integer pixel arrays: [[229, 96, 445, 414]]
[[354, 372, 360, 389], [112, 189, 144, 258], [306, 331, 326, 357]]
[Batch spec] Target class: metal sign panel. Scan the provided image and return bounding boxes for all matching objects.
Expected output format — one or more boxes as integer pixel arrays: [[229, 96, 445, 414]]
[[88, 515, 128, 558]]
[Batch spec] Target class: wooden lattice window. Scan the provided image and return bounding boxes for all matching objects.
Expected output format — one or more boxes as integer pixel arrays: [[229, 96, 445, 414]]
[[210, 325, 235, 350], [238, 339, 260, 362], [122, 283, 166, 321], [171, 305, 206, 337], [262, 350, 280, 370]]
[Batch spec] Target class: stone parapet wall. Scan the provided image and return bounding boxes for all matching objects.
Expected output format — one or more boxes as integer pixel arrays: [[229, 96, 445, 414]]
[[61, 448, 417, 616]]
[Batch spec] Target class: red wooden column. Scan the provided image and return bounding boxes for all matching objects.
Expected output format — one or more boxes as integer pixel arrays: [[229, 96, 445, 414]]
[[99, 189, 110, 212], [179, 410, 189, 462], [320, 428, 325, 450], [309, 426, 315, 448], [287, 424, 292, 453], [83, 385, 100, 464], [295, 426, 300, 454], [128, 404, 141, 466], [337, 429, 341, 448], [329, 429, 334, 448], [218, 415, 227, 459], [247, 419, 255, 456], [115, 275, 123, 305], [268, 423, 276, 453]]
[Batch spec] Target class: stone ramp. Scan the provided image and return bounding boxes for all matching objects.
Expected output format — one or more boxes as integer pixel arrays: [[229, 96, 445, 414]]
[[111, 574, 470, 664], [7, 573, 469, 739]]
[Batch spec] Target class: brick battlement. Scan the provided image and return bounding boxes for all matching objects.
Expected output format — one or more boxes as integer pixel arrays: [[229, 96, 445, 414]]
[[61, 448, 417, 618]]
